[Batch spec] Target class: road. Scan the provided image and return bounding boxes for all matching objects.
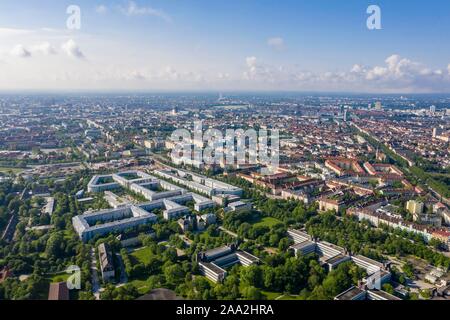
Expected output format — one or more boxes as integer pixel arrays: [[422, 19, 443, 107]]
[[25, 225, 54, 231], [218, 226, 249, 242], [178, 234, 193, 247], [90, 248, 101, 300], [1, 214, 18, 243], [115, 252, 128, 285]]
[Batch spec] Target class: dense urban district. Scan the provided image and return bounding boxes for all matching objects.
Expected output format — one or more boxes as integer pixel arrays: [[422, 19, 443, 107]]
[[0, 93, 449, 301]]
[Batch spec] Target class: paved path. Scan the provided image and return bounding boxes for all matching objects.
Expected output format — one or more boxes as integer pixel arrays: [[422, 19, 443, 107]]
[[115, 252, 128, 285], [218, 226, 249, 242], [90, 248, 101, 300]]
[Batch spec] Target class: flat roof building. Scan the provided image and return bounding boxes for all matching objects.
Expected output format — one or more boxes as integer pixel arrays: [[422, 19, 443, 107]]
[[154, 168, 243, 197], [197, 245, 259, 283], [335, 286, 401, 300]]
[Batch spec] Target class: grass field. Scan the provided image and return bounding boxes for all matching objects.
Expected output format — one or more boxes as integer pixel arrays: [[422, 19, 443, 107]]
[[127, 247, 156, 294], [129, 279, 153, 295], [130, 247, 153, 265], [261, 290, 282, 300], [261, 291, 304, 300], [49, 272, 71, 283], [277, 294, 304, 300], [0, 166, 25, 174], [253, 217, 283, 228]]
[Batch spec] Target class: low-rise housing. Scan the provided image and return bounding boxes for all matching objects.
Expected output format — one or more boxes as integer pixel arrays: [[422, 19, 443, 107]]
[[98, 243, 115, 282]]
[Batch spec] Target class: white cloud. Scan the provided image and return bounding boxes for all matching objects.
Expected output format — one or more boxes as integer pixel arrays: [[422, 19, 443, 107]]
[[61, 39, 85, 59], [127, 70, 147, 80], [0, 28, 34, 38], [10, 45, 31, 58], [246, 56, 257, 68], [32, 42, 57, 55], [243, 56, 259, 79], [162, 66, 179, 80], [120, 1, 172, 23], [96, 5, 108, 14], [239, 54, 450, 92], [267, 37, 285, 51], [350, 64, 366, 74], [217, 72, 230, 80]]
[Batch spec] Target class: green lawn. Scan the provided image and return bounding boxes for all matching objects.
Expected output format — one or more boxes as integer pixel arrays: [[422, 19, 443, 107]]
[[261, 290, 282, 300], [0, 166, 25, 174], [253, 217, 283, 228], [49, 272, 71, 283], [129, 279, 153, 295], [126, 247, 156, 295], [261, 291, 304, 300], [277, 294, 304, 300], [130, 247, 153, 265]]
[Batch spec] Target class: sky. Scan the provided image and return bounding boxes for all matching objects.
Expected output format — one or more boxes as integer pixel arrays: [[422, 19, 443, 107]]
[[0, 0, 450, 93]]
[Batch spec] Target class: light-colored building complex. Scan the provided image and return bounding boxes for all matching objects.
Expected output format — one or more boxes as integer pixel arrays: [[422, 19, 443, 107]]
[[72, 204, 158, 242], [288, 229, 392, 289], [75, 170, 219, 242], [154, 168, 243, 197], [197, 245, 259, 283], [88, 170, 186, 202], [335, 286, 400, 300]]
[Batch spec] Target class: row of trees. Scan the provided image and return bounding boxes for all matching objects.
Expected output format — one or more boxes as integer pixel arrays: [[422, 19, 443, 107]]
[[0, 174, 94, 300], [175, 252, 365, 300], [306, 213, 450, 269]]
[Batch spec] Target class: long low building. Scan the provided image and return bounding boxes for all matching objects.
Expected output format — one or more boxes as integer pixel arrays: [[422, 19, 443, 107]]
[[198, 262, 227, 283], [335, 286, 401, 300], [288, 229, 392, 289], [347, 203, 450, 248], [72, 204, 158, 242], [154, 168, 243, 197], [87, 170, 186, 202], [87, 175, 120, 193], [197, 245, 259, 283], [72, 192, 216, 241], [75, 171, 220, 242]]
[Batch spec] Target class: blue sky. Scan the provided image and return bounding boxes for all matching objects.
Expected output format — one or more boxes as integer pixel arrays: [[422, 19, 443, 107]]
[[0, 0, 450, 92]]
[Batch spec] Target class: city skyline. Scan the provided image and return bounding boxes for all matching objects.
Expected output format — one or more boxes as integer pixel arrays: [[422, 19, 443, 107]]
[[1, 0, 450, 93], [1, 0, 449, 306]]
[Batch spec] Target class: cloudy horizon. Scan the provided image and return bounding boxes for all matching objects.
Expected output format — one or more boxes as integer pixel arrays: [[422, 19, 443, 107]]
[[1, 0, 450, 93]]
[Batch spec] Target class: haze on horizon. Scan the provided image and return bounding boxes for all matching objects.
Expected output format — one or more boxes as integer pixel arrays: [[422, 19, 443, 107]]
[[1, 0, 450, 93]]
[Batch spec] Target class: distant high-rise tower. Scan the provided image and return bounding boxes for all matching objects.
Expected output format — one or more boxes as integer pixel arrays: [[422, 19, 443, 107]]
[[343, 110, 348, 122], [375, 102, 382, 111], [430, 105, 436, 115], [433, 127, 443, 138]]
